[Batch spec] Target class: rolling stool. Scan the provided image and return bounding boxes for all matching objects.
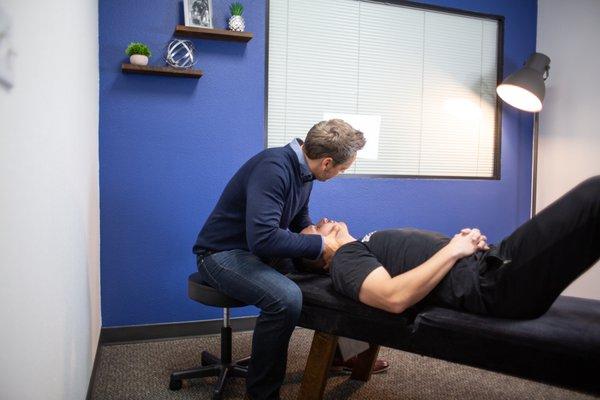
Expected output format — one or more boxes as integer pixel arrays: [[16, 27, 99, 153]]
[[169, 272, 251, 399]]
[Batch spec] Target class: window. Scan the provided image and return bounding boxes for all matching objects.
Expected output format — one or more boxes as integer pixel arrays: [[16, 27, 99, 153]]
[[267, 0, 502, 178]]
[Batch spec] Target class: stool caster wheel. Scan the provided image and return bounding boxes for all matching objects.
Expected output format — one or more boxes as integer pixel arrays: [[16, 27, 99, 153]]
[[169, 378, 183, 391]]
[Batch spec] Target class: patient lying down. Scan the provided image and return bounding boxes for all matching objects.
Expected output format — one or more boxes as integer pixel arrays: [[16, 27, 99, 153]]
[[303, 176, 600, 319]]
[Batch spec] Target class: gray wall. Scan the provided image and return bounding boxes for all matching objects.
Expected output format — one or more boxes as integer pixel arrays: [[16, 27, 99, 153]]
[[537, 0, 600, 300], [0, 0, 100, 398]]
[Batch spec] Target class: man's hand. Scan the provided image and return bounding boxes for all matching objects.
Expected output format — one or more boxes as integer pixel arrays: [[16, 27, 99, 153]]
[[460, 228, 490, 251], [322, 225, 341, 270], [301, 224, 319, 235], [447, 228, 489, 259]]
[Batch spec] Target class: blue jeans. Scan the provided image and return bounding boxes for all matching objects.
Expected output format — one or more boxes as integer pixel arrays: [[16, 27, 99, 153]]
[[197, 249, 302, 400]]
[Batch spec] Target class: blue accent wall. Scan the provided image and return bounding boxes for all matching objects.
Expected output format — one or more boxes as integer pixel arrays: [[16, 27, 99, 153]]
[[99, 0, 537, 326]]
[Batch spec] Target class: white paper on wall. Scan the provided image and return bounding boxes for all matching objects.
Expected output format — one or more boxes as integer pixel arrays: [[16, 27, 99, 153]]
[[322, 113, 381, 160]]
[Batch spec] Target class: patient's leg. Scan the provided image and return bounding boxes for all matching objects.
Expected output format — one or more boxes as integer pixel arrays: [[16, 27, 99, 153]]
[[481, 175, 600, 318]]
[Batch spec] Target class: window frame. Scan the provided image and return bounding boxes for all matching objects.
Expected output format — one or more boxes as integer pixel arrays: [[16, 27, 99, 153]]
[[263, 0, 505, 180]]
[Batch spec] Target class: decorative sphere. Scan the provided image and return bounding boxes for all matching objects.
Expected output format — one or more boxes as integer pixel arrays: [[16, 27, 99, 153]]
[[164, 39, 197, 69]]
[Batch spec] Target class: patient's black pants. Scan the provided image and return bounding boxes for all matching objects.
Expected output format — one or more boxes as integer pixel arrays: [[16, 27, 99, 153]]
[[480, 175, 600, 318]]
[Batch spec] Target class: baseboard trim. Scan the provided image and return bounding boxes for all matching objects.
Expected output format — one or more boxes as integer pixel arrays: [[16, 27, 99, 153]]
[[100, 316, 257, 345], [86, 335, 103, 400]]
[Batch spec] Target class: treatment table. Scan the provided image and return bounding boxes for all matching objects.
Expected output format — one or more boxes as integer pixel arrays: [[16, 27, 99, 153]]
[[288, 272, 600, 399]]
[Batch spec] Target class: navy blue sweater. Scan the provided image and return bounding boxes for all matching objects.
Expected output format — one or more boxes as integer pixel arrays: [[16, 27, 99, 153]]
[[193, 143, 322, 260]]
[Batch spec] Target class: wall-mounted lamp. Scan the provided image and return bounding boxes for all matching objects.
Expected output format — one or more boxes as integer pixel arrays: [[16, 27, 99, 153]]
[[497, 52, 551, 217]]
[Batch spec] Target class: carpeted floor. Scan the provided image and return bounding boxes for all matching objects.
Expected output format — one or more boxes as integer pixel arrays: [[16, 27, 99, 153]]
[[90, 327, 599, 400]]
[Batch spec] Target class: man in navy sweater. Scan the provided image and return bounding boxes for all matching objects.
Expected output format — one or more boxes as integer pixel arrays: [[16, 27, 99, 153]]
[[194, 119, 367, 400]]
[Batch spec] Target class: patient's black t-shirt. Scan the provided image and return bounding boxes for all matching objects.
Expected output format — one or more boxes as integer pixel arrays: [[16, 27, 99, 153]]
[[330, 229, 450, 301]]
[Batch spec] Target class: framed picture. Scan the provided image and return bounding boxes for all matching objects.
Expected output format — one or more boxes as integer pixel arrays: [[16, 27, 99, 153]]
[[183, 0, 213, 29]]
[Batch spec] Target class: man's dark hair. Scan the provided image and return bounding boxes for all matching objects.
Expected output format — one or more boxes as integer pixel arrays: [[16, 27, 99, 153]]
[[303, 119, 366, 165]]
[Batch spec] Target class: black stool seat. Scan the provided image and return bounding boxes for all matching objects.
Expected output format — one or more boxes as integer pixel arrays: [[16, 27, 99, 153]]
[[169, 272, 250, 399], [188, 272, 246, 308]]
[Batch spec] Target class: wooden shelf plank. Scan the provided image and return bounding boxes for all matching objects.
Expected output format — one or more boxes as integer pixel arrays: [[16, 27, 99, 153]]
[[121, 64, 203, 78], [174, 25, 253, 42]]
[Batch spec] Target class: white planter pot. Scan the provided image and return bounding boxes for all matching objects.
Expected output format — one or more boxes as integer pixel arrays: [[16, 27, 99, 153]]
[[129, 54, 149, 66], [228, 15, 245, 32]]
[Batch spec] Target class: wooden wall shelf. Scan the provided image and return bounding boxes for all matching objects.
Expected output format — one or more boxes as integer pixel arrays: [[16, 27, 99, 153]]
[[121, 64, 203, 78], [174, 25, 253, 42]]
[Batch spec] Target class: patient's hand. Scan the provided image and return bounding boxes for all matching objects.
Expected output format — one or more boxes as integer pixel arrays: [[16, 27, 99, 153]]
[[460, 228, 490, 251], [448, 228, 489, 259]]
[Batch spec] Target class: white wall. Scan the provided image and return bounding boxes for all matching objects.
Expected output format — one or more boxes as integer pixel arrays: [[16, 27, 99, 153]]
[[537, 0, 600, 300], [0, 0, 100, 399]]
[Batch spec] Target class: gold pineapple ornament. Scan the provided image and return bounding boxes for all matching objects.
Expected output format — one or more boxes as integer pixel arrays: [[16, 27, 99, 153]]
[[228, 2, 245, 32]]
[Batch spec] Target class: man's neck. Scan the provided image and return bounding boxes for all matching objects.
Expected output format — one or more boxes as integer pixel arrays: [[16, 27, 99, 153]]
[[300, 144, 320, 176]]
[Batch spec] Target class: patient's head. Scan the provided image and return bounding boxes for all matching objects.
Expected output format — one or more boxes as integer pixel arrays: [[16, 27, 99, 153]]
[[301, 218, 353, 244], [296, 219, 355, 272]]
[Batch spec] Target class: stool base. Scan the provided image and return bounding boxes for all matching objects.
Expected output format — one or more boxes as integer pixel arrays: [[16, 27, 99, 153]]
[[169, 350, 250, 399]]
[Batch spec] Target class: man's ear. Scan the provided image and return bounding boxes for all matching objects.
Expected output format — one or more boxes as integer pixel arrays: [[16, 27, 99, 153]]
[[321, 157, 334, 170]]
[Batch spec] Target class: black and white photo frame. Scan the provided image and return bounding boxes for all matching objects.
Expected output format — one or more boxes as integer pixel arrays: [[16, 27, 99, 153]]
[[183, 0, 213, 29]]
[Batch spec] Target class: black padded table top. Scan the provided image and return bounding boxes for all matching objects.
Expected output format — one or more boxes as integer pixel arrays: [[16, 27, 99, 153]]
[[414, 296, 600, 358], [287, 272, 600, 393]]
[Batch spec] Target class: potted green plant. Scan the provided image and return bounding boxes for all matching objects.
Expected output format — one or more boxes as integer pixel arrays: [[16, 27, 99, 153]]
[[125, 42, 151, 66], [228, 2, 245, 32]]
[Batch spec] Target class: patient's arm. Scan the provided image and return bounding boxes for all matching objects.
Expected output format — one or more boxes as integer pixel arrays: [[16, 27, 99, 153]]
[[359, 229, 486, 314]]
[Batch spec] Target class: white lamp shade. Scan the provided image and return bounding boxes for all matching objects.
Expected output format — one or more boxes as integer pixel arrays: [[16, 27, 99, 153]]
[[496, 83, 543, 112], [497, 53, 550, 113]]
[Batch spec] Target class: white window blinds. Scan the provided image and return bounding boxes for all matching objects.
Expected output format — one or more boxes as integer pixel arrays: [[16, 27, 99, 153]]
[[267, 0, 500, 178]]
